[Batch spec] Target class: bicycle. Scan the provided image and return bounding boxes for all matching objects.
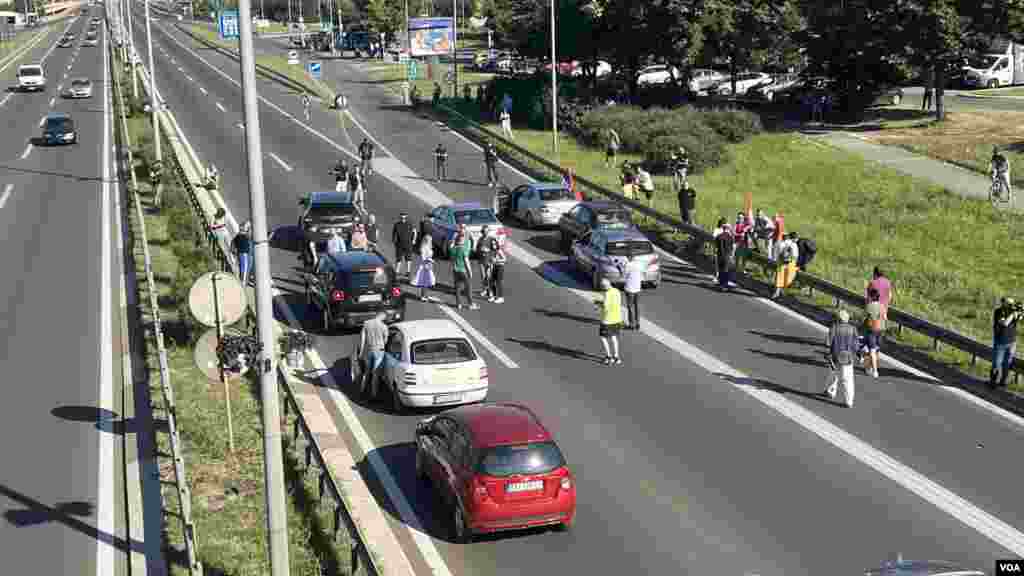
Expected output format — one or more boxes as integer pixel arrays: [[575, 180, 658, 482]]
[[990, 174, 1013, 207]]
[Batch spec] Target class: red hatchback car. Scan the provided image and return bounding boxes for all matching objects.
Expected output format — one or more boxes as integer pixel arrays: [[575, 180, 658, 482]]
[[415, 402, 576, 542]]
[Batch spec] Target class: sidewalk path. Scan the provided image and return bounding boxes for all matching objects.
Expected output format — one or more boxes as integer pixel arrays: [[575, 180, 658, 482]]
[[811, 130, 1019, 210]]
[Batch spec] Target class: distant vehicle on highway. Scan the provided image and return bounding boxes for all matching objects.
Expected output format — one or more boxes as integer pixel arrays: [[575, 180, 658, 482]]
[[63, 78, 93, 99], [41, 112, 77, 146], [569, 228, 660, 290], [636, 64, 678, 86], [303, 250, 405, 332], [415, 402, 577, 542], [421, 202, 504, 257], [58, 38, 74, 48], [863, 558, 984, 576], [353, 318, 489, 411], [688, 68, 727, 93], [17, 64, 45, 92], [498, 181, 579, 228], [558, 201, 635, 253], [747, 74, 800, 101], [571, 59, 613, 78]]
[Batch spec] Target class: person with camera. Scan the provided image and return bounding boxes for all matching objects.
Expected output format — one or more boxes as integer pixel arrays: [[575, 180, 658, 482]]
[[990, 297, 1022, 389]]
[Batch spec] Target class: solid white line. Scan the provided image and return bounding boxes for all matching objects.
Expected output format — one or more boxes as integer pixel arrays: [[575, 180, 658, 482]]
[[266, 152, 292, 172], [214, 101, 225, 112], [438, 304, 519, 368], [49, 96, 55, 107], [0, 184, 13, 209], [184, 74, 192, 82], [95, 34, 115, 575], [20, 144, 32, 159], [198, 86, 207, 95], [39, 116, 46, 127], [0, 94, 10, 106]]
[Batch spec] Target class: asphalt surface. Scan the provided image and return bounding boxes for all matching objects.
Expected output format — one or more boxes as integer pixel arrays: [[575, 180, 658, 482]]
[[900, 85, 1024, 112], [140, 18, 1024, 575], [0, 11, 119, 575]]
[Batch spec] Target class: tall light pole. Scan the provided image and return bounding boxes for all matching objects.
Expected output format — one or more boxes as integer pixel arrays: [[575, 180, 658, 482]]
[[450, 0, 456, 97], [129, 0, 138, 98], [236, 0, 291, 571], [550, 0, 557, 155], [144, 0, 162, 204]]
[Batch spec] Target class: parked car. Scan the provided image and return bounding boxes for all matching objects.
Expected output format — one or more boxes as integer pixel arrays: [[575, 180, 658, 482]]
[[557, 201, 635, 253], [82, 36, 98, 47], [421, 202, 505, 257], [688, 68, 726, 93], [569, 228, 660, 290], [864, 558, 985, 576], [770, 76, 830, 105], [414, 402, 576, 542], [636, 64, 678, 86], [41, 112, 77, 146], [747, 74, 800, 101], [712, 72, 773, 96], [63, 77, 93, 98], [498, 182, 579, 228], [352, 319, 489, 411], [298, 191, 362, 242], [17, 64, 45, 92], [58, 38, 74, 48], [571, 59, 612, 78], [303, 250, 405, 332]]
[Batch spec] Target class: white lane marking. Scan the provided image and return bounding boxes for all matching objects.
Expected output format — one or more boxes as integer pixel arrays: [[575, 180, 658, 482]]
[[57, 84, 63, 92], [438, 304, 519, 368], [176, 66, 183, 73], [20, 144, 32, 159], [68, 63, 72, 70], [96, 34, 115, 575], [266, 152, 292, 172], [198, 86, 207, 95], [0, 94, 10, 106], [39, 116, 46, 127], [184, 74, 192, 82], [49, 96, 55, 107], [214, 101, 225, 112], [0, 184, 13, 209]]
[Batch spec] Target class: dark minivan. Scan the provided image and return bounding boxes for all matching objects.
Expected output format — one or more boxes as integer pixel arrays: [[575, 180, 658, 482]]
[[304, 250, 405, 331]]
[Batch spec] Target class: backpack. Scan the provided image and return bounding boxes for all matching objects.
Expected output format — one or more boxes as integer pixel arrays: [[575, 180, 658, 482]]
[[797, 238, 816, 264]]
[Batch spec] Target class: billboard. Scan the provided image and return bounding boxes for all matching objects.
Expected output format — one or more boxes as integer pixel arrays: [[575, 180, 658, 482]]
[[408, 17, 453, 57]]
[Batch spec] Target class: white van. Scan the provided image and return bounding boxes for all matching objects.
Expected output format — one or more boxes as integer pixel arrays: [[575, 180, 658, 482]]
[[963, 38, 1024, 88], [17, 64, 45, 92]]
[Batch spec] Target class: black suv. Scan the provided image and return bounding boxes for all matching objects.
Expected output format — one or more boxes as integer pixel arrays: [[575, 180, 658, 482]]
[[299, 191, 362, 260], [304, 251, 406, 332]]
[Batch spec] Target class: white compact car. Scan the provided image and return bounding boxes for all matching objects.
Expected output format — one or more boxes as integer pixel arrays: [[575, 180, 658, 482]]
[[17, 64, 46, 92], [636, 64, 678, 86], [64, 78, 93, 99], [352, 319, 489, 411]]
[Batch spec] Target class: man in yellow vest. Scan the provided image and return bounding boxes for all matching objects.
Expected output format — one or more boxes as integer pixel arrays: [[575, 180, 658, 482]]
[[594, 278, 624, 365]]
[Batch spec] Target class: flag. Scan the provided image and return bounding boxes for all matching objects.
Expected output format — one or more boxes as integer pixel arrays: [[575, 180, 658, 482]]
[[744, 190, 753, 219]]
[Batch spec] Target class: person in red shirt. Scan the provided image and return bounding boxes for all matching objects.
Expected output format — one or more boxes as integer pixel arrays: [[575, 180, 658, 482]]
[[866, 266, 893, 321], [733, 212, 753, 274], [563, 167, 582, 201]]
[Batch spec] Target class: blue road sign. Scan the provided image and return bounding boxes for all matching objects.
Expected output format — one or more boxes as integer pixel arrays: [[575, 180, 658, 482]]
[[308, 61, 322, 80], [218, 9, 239, 40]]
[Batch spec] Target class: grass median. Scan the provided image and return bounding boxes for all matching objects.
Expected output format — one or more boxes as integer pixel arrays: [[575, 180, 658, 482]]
[[116, 63, 353, 574], [367, 58, 495, 103], [435, 101, 1024, 392]]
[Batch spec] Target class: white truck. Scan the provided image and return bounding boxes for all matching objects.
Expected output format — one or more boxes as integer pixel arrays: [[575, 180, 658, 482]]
[[962, 38, 1024, 89], [17, 64, 45, 92]]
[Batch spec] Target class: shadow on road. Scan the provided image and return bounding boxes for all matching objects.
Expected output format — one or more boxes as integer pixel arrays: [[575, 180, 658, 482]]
[[507, 337, 603, 364]]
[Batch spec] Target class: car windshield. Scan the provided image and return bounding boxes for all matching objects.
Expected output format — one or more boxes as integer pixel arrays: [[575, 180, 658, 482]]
[[410, 338, 476, 365], [477, 442, 566, 477], [594, 210, 632, 228], [72, 80, 90, 87], [454, 209, 496, 225], [340, 267, 388, 290], [19, 67, 41, 77], [605, 240, 653, 256], [309, 203, 356, 219], [539, 187, 574, 201], [968, 55, 1000, 69], [46, 118, 72, 130]]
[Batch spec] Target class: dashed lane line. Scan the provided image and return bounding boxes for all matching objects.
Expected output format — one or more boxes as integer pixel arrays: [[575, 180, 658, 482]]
[[20, 145, 31, 160], [0, 184, 13, 209], [266, 152, 292, 172], [215, 102, 225, 112]]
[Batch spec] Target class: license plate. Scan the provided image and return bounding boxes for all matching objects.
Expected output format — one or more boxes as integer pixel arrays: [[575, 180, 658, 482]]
[[359, 294, 382, 303], [506, 480, 543, 493], [433, 393, 461, 404]]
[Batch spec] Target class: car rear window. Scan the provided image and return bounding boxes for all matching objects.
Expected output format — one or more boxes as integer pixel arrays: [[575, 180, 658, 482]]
[[606, 240, 653, 256], [46, 118, 72, 130], [410, 338, 476, 365], [72, 79, 90, 86], [595, 210, 631, 228], [477, 442, 565, 477], [341, 268, 388, 290], [539, 188, 573, 201], [454, 209, 497, 225]]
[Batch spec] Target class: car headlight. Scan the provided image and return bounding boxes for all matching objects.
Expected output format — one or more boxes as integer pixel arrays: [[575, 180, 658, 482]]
[[63, 133, 75, 140], [309, 226, 319, 232]]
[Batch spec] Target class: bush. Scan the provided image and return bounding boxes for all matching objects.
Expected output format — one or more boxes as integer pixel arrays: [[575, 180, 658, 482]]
[[702, 107, 763, 143]]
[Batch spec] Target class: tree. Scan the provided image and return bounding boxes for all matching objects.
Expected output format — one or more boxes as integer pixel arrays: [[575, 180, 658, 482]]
[[365, 0, 402, 36]]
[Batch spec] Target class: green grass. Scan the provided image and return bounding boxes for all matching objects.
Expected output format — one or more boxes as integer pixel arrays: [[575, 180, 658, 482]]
[[437, 104, 1024, 392], [0, 26, 47, 62], [116, 61, 352, 574], [367, 58, 495, 102], [978, 87, 1024, 97]]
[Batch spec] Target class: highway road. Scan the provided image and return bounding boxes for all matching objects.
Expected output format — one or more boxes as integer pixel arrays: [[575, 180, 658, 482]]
[[137, 16, 1024, 575], [0, 8, 122, 575]]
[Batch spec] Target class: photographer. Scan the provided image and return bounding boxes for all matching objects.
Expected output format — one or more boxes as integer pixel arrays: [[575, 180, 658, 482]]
[[990, 297, 1022, 389]]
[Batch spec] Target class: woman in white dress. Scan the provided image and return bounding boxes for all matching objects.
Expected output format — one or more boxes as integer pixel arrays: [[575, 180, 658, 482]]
[[412, 235, 436, 301]]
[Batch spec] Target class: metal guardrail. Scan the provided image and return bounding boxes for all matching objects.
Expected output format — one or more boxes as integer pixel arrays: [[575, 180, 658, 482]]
[[132, 37, 381, 576], [111, 47, 202, 575], [435, 102, 1020, 382]]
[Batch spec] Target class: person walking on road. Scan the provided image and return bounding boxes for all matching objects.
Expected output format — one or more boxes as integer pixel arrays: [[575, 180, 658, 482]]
[[487, 231, 506, 303], [350, 224, 369, 251], [594, 278, 624, 365], [618, 249, 645, 329], [434, 143, 448, 181], [475, 225, 496, 300], [232, 221, 252, 286], [733, 212, 753, 275], [866, 266, 893, 321], [450, 230, 478, 310], [359, 312, 389, 398], [391, 212, 416, 279], [365, 213, 379, 246], [358, 137, 375, 177], [500, 108, 513, 140], [412, 235, 437, 302], [825, 309, 859, 407], [604, 127, 620, 166], [990, 297, 1021, 389], [484, 141, 499, 187], [771, 232, 799, 299], [301, 92, 311, 122], [861, 287, 885, 378], [348, 168, 364, 206]]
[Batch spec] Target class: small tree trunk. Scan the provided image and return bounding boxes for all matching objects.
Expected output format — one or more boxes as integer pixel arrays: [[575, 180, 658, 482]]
[[934, 61, 946, 121]]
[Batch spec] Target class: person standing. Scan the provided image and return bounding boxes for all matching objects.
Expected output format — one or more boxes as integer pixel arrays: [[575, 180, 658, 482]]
[[990, 297, 1021, 389], [618, 249, 645, 329], [733, 212, 753, 274], [232, 221, 252, 285], [359, 312, 390, 397], [475, 225, 495, 299], [770, 211, 785, 260], [771, 232, 798, 299], [795, 232, 817, 271], [826, 309, 859, 408], [365, 213, 379, 246], [637, 163, 655, 210], [326, 229, 347, 256], [714, 220, 737, 290], [348, 168, 364, 206], [434, 143, 448, 181], [412, 235, 437, 302], [862, 287, 884, 378], [500, 108, 513, 140], [358, 137, 375, 176], [866, 266, 893, 321], [450, 230, 478, 310], [620, 162, 637, 201], [753, 208, 775, 257], [604, 127, 620, 166], [677, 184, 696, 225], [488, 231, 506, 304], [921, 67, 934, 112], [484, 141, 499, 187], [594, 278, 623, 365], [391, 212, 416, 279]]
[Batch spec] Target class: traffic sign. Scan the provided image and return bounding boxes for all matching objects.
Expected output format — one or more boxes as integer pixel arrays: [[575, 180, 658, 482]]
[[407, 59, 417, 80], [287, 50, 299, 65], [307, 61, 322, 80], [218, 9, 238, 40]]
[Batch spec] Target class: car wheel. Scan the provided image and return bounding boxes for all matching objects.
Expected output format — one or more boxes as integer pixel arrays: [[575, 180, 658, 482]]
[[648, 281, 659, 290], [451, 503, 471, 544], [592, 268, 602, 291]]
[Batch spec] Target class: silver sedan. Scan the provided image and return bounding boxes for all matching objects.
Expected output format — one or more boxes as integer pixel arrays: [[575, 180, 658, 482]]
[[63, 78, 93, 99]]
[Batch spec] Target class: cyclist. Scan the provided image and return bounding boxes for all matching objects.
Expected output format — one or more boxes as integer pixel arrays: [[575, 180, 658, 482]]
[[358, 138, 375, 177], [991, 146, 1012, 201], [301, 92, 311, 121], [205, 162, 219, 189]]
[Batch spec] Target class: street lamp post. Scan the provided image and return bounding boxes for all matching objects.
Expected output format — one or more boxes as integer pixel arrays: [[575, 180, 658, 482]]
[[144, 0, 162, 203], [550, 0, 557, 155], [451, 0, 457, 98]]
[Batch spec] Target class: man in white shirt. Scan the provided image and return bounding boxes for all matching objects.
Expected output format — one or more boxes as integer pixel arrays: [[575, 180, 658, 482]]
[[619, 250, 646, 330]]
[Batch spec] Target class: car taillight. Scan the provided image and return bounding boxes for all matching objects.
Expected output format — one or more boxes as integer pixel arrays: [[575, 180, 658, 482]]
[[474, 477, 489, 499], [561, 476, 571, 490], [331, 289, 345, 302], [479, 367, 488, 383], [497, 227, 507, 236], [390, 287, 401, 298]]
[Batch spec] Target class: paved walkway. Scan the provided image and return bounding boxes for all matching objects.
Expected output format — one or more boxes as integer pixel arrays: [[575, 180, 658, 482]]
[[810, 131, 1019, 210]]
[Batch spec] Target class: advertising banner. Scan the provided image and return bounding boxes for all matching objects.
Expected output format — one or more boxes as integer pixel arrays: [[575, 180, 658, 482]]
[[408, 17, 453, 57]]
